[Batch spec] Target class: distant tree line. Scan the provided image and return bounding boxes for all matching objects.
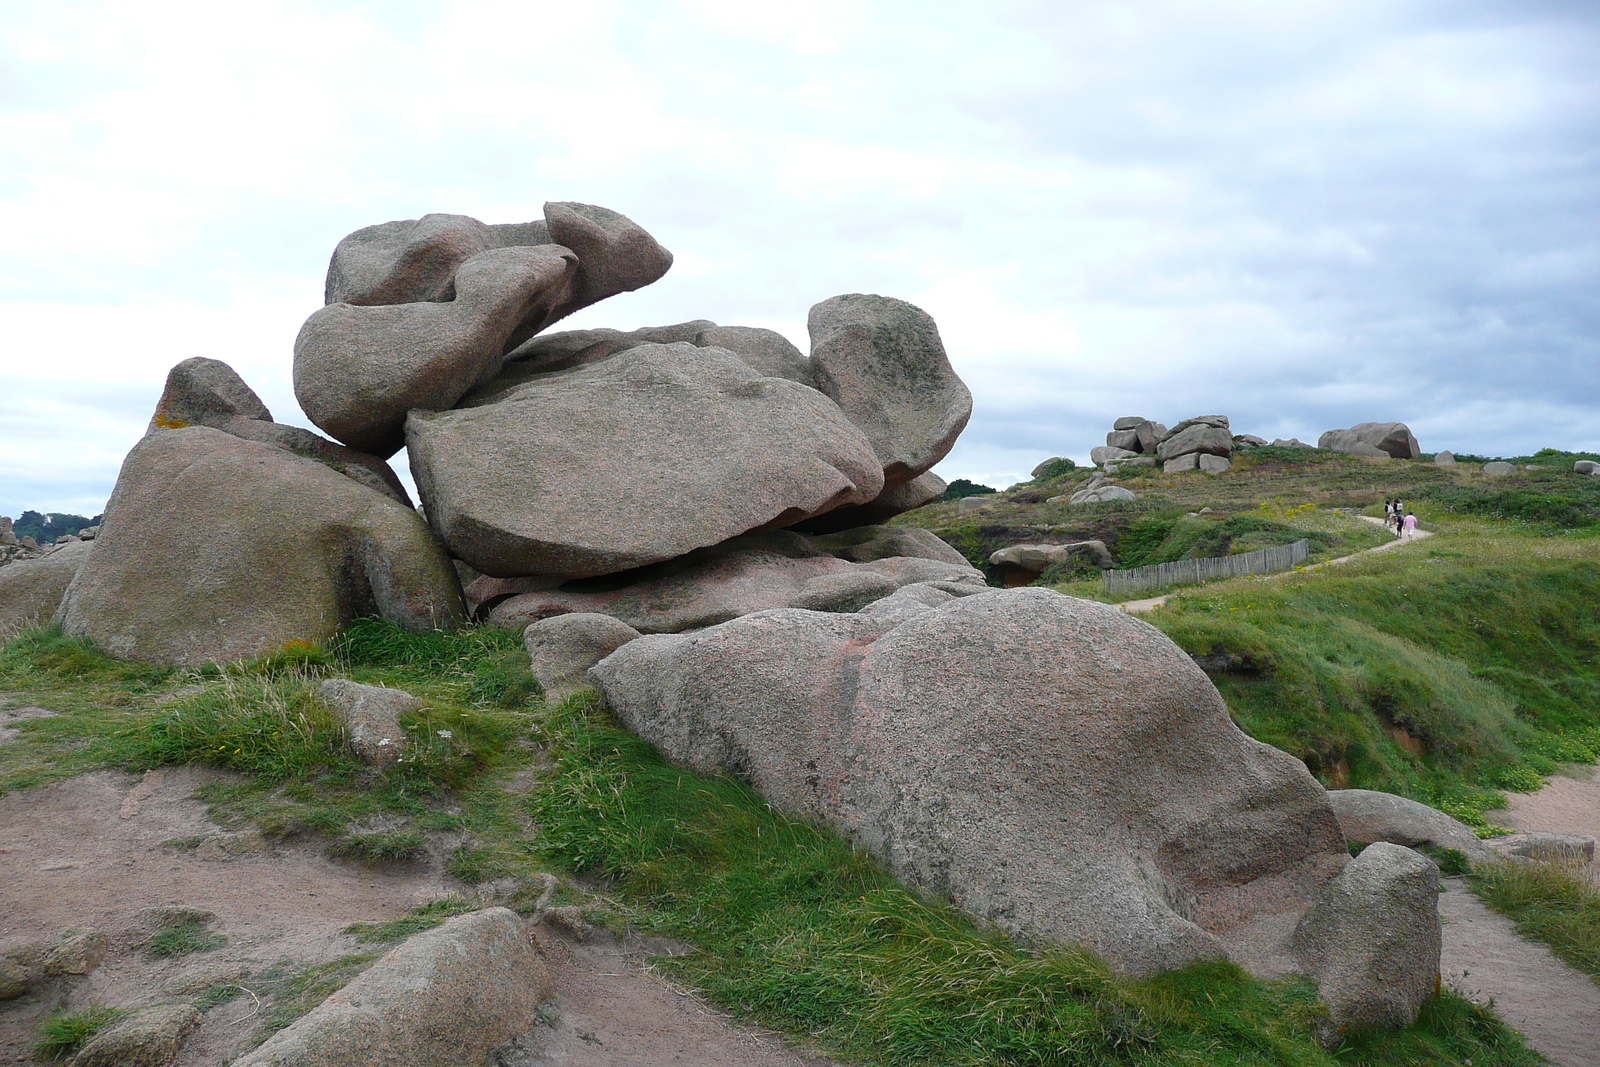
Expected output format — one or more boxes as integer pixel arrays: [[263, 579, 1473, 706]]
[[11, 510, 103, 543], [939, 479, 997, 501]]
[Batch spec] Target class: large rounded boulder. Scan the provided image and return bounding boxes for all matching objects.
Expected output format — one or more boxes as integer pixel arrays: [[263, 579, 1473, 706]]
[[808, 294, 971, 489], [406, 343, 884, 578], [590, 587, 1347, 977], [59, 427, 464, 665]]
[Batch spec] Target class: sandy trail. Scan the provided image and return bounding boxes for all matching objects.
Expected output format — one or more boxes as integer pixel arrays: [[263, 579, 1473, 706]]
[[1119, 517, 1432, 614], [0, 702, 846, 1067], [1439, 879, 1600, 1067], [1439, 769, 1600, 1067]]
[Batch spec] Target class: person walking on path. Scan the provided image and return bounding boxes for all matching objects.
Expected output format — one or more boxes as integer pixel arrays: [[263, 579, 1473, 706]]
[[1403, 511, 1418, 539]]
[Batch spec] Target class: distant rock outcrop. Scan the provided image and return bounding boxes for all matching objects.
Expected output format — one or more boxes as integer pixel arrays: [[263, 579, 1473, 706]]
[[1318, 422, 1420, 460]]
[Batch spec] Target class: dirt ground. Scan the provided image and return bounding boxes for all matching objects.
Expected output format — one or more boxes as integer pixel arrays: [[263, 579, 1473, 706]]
[[0, 695, 845, 1067], [1439, 768, 1600, 1067]]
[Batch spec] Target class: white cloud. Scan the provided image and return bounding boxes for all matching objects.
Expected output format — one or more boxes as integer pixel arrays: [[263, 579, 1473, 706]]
[[1, 0, 1597, 515]]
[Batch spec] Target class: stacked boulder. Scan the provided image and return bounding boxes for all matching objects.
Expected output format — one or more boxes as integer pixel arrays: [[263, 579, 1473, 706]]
[[1157, 415, 1234, 473], [1089, 415, 1166, 466], [12, 203, 975, 663], [1318, 422, 1420, 459], [1088, 415, 1235, 473]]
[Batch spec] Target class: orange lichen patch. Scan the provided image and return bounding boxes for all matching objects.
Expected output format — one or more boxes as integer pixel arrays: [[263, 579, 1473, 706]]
[[152, 414, 191, 429]]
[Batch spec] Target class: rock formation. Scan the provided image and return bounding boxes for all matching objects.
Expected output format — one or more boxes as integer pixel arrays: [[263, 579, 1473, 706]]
[[59, 427, 463, 666], [590, 588, 1356, 981], [1318, 422, 1421, 460]]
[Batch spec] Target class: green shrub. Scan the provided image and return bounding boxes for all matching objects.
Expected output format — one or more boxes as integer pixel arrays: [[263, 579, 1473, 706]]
[[939, 478, 997, 501]]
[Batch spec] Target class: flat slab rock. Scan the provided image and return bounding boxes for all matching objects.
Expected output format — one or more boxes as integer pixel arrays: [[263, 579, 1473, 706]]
[[408, 343, 885, 579]]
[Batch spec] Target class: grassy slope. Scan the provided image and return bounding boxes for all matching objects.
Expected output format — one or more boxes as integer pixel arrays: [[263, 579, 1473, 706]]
[[898, 451, 1600, 830], [0, 624, 1542, 1066]]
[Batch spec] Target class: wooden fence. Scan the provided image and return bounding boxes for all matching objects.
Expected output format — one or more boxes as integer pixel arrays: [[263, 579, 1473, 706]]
[[1105, 539, 1310, 599]]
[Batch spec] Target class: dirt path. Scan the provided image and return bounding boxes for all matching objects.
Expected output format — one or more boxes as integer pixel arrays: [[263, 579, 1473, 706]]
[[1438, 767, 1600, 1067], [0, 733, 846, 1066], [1119, 517, 1433, 614], [498, 934, 844, 1066], [1439, 879, 1599, 1067]]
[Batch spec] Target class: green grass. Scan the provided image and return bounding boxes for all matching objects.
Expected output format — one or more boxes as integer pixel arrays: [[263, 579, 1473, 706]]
[[526, 692, 1541, 1067], [33, 1005, 128, 1061], [1133, 518, 1600, 830], [0, 517, 1578, 1066], [143, 918, 227, 959], [344, 897, 476, 943], [1469, 860, 1600, 984]]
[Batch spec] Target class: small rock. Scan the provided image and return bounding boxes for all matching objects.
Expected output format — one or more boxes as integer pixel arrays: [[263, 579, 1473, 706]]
[[0, 958, 30, 1000], [1573, 459, 1599, 475], [525, 614, 642, 700], [1068, 486, 1137, 504], [788, 571, 900, 613], [233, 908, 550, 1067], [1090, 445, 1138, 465], [1290, 842, 1441, 1045], [957, 495, 995, 513], [1197, 454, 1231, 473], [1434, 450, 1457, 466], [1490, 832, 1595, 864], [319, 679, 420, 767], [72, 1003, 201, 1067], [40, 929, 108, 976], [1482, 461, 1516, 476]]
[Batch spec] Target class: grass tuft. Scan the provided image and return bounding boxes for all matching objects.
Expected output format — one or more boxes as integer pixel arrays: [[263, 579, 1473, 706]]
[[33, 1005, 128, 1061], [344, 898, 476, 943], [144, 918, 227, 959]]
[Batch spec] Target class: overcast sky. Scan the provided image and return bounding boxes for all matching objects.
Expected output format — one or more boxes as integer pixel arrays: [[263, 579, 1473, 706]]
[[3, 0, 1597, 517]]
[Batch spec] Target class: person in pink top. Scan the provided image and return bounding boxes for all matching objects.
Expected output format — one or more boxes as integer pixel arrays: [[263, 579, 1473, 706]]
[[1402, 512, 1418, 538]]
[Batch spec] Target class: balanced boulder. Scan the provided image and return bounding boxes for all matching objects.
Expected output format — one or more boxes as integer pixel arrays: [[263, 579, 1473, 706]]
[[60, 427, 464, 666], [407, 343, 884, 578], [325, 203, 671, 323], [1318, 422, 1420, 460], [590, 588, 1348, 978], [808, 294, 972, 489], [152, 357, 410, 505], [295, 245, 579, 457]]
